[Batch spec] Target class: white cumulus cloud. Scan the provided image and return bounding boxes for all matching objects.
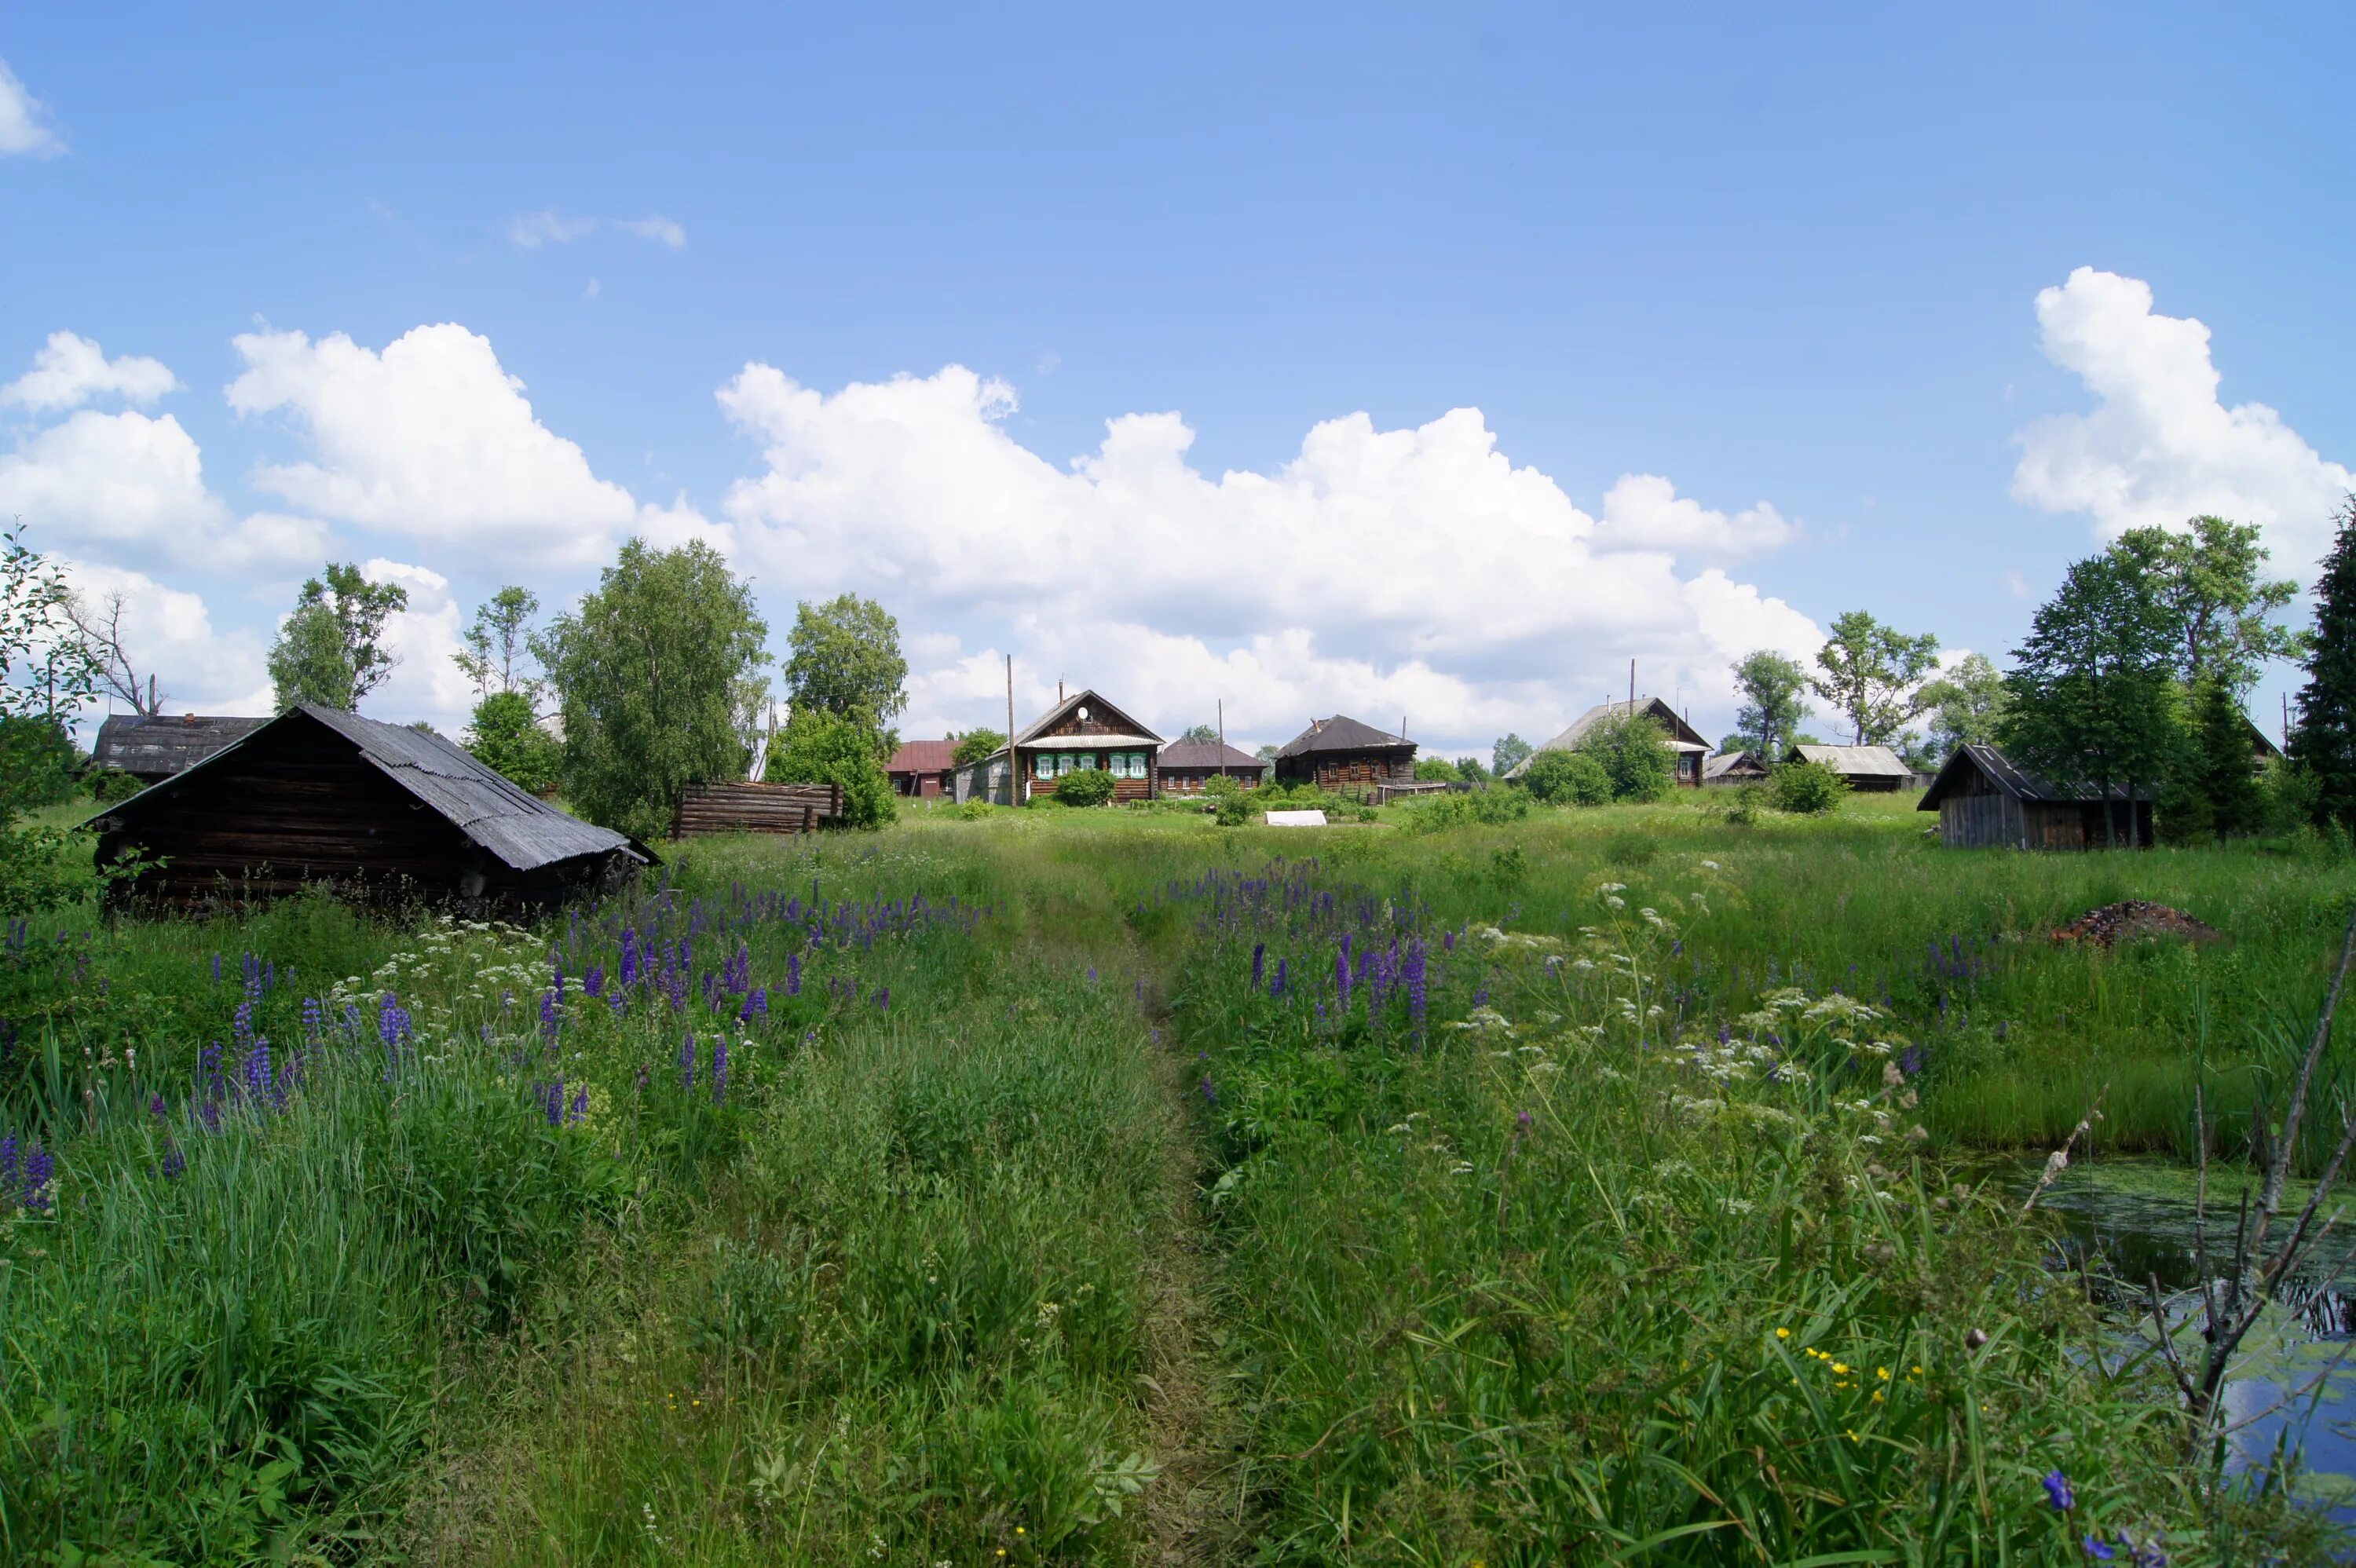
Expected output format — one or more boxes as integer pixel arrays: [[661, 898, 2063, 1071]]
[[227, 323, 638, 566], [2, 332, 179, 412], [0, 58, 64, 158], [1596, 473, 1795, 558], [2013, 266, 2354, 573], [507, 210, 597, 248], [614, 215, 686, 249], [716, 364, 1820, 753], [60, 560, 272, 730]]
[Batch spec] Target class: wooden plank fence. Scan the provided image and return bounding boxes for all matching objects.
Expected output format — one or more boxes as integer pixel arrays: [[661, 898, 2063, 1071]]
[[672, 780, 843, 838]]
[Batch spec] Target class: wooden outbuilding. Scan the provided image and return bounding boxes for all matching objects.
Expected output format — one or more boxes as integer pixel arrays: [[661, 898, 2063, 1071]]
[[88, 703, 655, 911], [1917, 743, 2154, 850], [1786, 743, 1913, 792], [1272, 715, 1416, 793], [671, 781, 843, 837], [1156, 738, 1264, 795], [1509, 697, 1710, 787], [885, 739, 958, 799], [1702, 750, 1769, 785], [90, 714, 269, 784], [954, 689, 1163, 805]]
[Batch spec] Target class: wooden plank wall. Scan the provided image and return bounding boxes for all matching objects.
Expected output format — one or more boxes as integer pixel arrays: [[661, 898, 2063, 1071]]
[[673, 780, 844, 838]]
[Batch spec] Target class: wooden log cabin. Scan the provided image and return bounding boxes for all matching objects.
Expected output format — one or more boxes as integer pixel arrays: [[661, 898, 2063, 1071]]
[[672, 780, 843, 837], [957, 689, 1164, 805], [1918, 743, 2154, 850], [90, 713, 269, 784], [1272, 715, 1416, 793], [88, 703, 655, 912], [885, 739, 958, 799], [1156, 738, 1264, 794], [1508, 697, 1710, 787], [1785, 743, 1913, 792]]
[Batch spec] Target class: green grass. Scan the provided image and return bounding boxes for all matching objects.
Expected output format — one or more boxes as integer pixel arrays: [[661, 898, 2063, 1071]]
[[0, 794, 2350, 1563]]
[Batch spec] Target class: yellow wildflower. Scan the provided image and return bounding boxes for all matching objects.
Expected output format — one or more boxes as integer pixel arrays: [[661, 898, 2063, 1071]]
[[1775, 1328, 1791, 1340]]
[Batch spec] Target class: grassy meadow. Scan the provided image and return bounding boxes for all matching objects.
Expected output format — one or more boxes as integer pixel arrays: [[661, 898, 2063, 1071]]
[[2, 790, 2352, 1563]]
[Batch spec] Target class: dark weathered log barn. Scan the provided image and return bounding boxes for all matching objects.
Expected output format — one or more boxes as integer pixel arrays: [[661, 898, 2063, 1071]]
[[90, 714, 269, 784], [885, 739, 958, 799], [1272, 715, 1416, 792], [1786, 743, 1914, 792], [957, 689, 1163, 805], [1918, 743, 2155, 850], [1509, 698, 1710, 787], [88, 704, 653, 912], [1702, 749, 1770, 785], [1156, 738, 1264, 795]]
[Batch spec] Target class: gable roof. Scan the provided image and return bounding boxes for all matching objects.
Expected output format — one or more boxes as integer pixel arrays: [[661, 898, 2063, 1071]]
[[1508, 697, 1709, 777], [886, 739, 958, 774], [1158, 738, 1263, 770], [1917, 742, 2149, 811], [1703, 750, 1768, 780], [94, 704, 653, 872], [1012, 689, 1162, 747], [91, 714, 269, 780], [1275, 715, 1413, 759], [1787, 743, 1912, 779]]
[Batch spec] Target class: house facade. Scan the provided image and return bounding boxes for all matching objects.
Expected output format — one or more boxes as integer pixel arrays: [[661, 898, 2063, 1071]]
[[1272, 715, 1415, 792], [1918, 743, 2154, 850], [885, 739, 958, 799], [953, 689, 1163, 805]]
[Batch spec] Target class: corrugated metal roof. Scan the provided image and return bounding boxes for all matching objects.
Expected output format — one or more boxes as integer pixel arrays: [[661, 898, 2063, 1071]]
[[1788, 743, 1912, 778], [1703, 750, 1767, 780], [887, 739, 959, 773], [91, 714, 269, 779], [1275, 715, 1412, 759], [1918, 742, 2149, 810], [1158, 738, 1263, 769], [1507, 698, 1710, 777], [294, 705, 649, 871]]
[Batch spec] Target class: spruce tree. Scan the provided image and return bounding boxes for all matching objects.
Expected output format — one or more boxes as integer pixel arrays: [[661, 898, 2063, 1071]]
[[2178, 676, 2263, 840], [2291, 495, 2356, 837]]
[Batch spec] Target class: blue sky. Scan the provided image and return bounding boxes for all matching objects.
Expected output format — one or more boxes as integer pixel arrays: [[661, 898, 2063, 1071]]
[[4, 5, 2351, 755]]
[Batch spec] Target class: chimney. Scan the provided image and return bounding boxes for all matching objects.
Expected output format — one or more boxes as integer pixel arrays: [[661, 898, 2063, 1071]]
[[1059, 680, 1065, 701]]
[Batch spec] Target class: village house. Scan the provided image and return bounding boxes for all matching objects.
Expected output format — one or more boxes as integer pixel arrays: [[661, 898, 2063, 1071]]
[[1272, 715, 1416, 793], [90, 713, 269, 785], [1702, 749, 1770, 786], [1917, 742, 2155, 850], [1156, 737, 1264, 795], [1508, 697, 1710, 787], [1785, 743, 1914, 792], [884, 738, 959, 799], [953, 689, 1164, 805], [88, 703, 654, 911]]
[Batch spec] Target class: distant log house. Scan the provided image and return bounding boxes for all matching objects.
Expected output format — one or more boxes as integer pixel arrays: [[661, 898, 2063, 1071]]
[[90, 713, 269, 784], [1509, 698, 1710, 787], [1702, 750, 1769, 785], [1785, 743, 1913, 792], [885, 739, 958, 799], [88, 703, 655, 912], [1272, 715, 1415, 793], [954, 689, 1163, 805], [1156, 738, 1264, 794], [1918, 743, 2155, 850]]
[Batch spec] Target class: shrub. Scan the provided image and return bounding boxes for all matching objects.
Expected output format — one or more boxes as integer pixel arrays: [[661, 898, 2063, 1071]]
[[1201, 773, 1240, 801], [770, 708, 897, 828], [1214, 794, 1253, 827], [1413, 757, 1462, 783], [949, 799, 998, 821], [1522, 747, 1612, 806], [1579, 711, 1677, 802], [1769, 758, 1849, 814], [1404, 788, 1529, 833], [1055, 768, 1116, 808]]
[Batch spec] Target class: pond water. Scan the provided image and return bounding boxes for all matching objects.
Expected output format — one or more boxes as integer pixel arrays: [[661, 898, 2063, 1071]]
[[2018, 1155, 2356, 1520]]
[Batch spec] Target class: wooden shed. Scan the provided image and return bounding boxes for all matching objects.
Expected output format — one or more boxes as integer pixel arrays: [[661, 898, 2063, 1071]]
[[1917, 743, 2154, 850], [1509, 697, 1710, 787], [1786, 743, 1913, 792], [90, 714, 269, 784], [1272, 715, 1415, 793], [885, 739, 958, 799], [1156, 738, 1264, 795], [956, 689, 1163, 805], [88, 703, 654, 912], [1702, 749, 1769, 785]]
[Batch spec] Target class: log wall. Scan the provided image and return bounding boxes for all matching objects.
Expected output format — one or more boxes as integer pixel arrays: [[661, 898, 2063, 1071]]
[[672, 781, 845, 837]]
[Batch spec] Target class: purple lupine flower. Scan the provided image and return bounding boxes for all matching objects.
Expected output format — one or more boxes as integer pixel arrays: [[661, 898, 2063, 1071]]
[[160, 1143, 186, 1180], [1900, 1044, 1926, 1078], [1253, 943, 1266, 988], [379, 993, 412, 1051], [569, 1087, 589, 1124], [2082, 1539, 2114, 1562], [16, 1142, 54, 1212], [785, 952, 802, 996], [149, 1093, 167, 1120], [2043, 1472, 2074, 1511], [243, 1040, 273, 1102], [738, 985, 767, 1024], [199, 1040, 225, 1103], [1271, 957, 1288, 1000], [1199, 1075, 1217, 1105], [875, 987, 891, 1012], [232, 999, 256, 1053], [301, 995, 324, 1043], [619, 928, 640, 989], [1335, 946, 1352, 1010], [583, 965, 605, 999], [210, 952, 221, 983], [540, 987, 561, 1041], [679, 1030, 696, 1089], [1404, 939, 1428, 1033], [712, 1038, 728, 1104]]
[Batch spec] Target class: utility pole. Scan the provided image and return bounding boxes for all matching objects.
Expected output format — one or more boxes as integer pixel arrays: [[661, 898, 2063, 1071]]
[[1005, 654, 1016, 806], [1217, 698, 1225, 790], [1628, 659, 1635, 710]]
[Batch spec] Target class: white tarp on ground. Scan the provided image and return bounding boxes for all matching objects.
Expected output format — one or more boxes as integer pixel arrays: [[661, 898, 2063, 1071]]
[[1264, 810, 1327, 827]]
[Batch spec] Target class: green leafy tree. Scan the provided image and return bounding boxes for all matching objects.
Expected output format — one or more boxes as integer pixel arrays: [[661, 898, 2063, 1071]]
[[0, 715, 79, 807], [267, 601, 356, 711], [536, 539, 771, 841], [454, 586, 543, 700], [463, 689, 563, 795], [0, 524, 106, 912], [2109, 514, 2304, 693], [1810, 610, 1940, 745], [1414, 757, 1462, 783], [783, 594, 908, 754], [1522, 747, 1612, 806], [1454, 755, 1489, 784], [271, 563, 408, 711], [767, 707, 895, 829], [2290, 496, 2356, 837], [1178, 722, 1220, 744], [2165, 675, 2263, 842], [1730, 651, 1810, 762], [1999, 554, 2184, 848], [1254, 744, 1280, 762], [1578, 711, 1676, 802], [1915, 652, 2012, 759], [952, 728, 1005, 767], [1492, 733, 1534, 777]]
